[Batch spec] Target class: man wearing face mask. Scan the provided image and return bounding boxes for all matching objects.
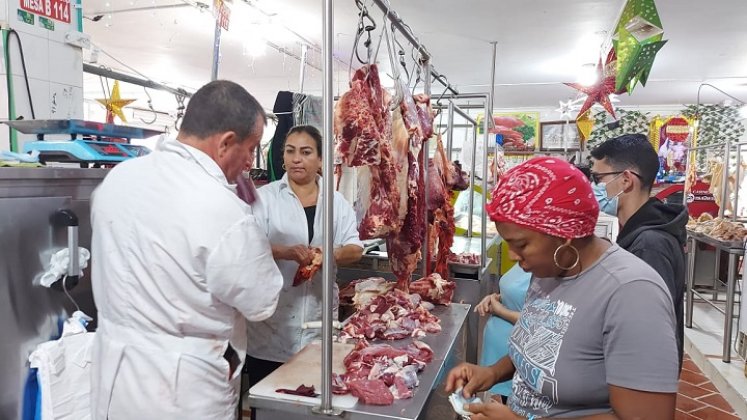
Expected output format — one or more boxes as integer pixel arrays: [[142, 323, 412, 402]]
[[590, 133, 688, 370]]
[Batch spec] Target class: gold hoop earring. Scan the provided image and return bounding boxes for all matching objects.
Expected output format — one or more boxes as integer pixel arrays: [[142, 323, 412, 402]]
[[553, 243, 580, 271]]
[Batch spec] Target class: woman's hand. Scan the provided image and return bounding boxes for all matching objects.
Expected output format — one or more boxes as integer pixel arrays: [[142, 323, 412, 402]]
[[278, 245, 312, 266], [475, 294, 507, 318], [445, 363, 498, 398], [466, 397, 521, 420]]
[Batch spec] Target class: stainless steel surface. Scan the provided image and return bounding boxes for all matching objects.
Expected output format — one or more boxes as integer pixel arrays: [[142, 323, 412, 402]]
[[68, 226, 79, 278], [211, 20, 221, 81], [720, 141, 730, 219], [724, 253, 737, 362], [299, 44, 309, 93], [489, 41, 497, 131], [0, 168, 105, 420], [83, 64, 192, 98], [251, 303, 471, 420], [318, 0, 337, 412], [685, 237, 695, 328], [2, 119, 163, 139], [468, 122, 477, 238], [453, 105, 478, 126], [481, 96, 489, 268], [446, 101, 455, 161]]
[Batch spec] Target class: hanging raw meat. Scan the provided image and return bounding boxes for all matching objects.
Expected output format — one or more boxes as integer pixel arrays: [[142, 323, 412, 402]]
[[426, 134, 468, 279], [414, 94, 434, 141], [334, 65, 384, 167], [335, 64, 401, 240], [390, 108, 410, 224], [409, 273, 456, 306]]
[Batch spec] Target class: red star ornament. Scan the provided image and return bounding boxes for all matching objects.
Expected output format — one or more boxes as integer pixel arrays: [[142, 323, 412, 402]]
[[565, 59, 618, 119]]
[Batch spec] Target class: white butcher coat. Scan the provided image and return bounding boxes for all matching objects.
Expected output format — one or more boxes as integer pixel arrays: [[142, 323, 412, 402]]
[[247, 174, 363, 362], [90, 136, 283, 420]]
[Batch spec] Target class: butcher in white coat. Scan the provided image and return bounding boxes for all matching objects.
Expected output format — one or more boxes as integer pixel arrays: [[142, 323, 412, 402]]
[[90, 80, 283, 420]]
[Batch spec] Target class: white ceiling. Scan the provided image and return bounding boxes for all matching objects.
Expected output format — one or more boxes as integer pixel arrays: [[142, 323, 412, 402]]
[[82, 0, 747, 116]]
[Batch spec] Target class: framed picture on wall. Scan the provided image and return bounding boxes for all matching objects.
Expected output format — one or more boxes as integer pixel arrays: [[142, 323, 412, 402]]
[[540, 121, 581, 151]]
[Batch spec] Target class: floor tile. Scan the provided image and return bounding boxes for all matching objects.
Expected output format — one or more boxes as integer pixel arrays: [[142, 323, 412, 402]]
[[697, 393, 736, 414], [679, 381, 715, 399], [689, 406, 740, 420], [681, 368, 710, 386], [677, 394, 707, 413]]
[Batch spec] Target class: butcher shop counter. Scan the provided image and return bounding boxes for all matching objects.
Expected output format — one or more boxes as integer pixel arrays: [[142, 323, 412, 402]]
[[247, 303, 471, 420]]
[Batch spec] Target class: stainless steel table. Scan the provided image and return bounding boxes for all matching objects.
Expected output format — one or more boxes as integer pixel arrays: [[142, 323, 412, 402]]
[[249, 303, 471, 420], [685, 231, 744, 362]]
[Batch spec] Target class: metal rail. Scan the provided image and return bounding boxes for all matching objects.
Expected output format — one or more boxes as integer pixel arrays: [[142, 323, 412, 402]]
[[83, 64, 191, 98]]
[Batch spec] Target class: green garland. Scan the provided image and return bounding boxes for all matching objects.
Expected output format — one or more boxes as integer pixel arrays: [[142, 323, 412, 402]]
[[681, 104, 745, 147], [585, 108, 650, 150]]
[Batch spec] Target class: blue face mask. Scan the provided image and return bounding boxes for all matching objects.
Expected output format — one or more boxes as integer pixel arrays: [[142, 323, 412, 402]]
[[592, 181, 622, 216]]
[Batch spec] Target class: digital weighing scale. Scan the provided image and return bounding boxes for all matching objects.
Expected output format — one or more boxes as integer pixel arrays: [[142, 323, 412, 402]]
[[3, 119, 163, 167]]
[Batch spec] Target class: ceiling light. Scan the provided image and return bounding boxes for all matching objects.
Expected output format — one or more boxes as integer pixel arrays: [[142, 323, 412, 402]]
[[243, 37, 266, 57], [577, 63, 598, 86]]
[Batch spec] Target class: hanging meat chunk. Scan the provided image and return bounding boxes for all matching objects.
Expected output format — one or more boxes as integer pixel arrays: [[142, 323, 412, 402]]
[[426, 134, 468, 279], [335, 64, 401, 240], [414, 94, 434, 141], [409, 273, 456, 306], [334, 65, 385, 167]]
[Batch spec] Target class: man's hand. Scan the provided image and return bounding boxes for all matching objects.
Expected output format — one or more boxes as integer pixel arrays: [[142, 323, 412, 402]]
[[281, 245, 312, 266]]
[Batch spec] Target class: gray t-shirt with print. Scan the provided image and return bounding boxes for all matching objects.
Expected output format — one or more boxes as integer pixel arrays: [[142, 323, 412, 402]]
[[507, 244, 679, 418]]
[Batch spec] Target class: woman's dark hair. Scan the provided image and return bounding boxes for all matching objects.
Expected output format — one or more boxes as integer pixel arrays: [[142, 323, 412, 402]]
[[285, 125, 323, 158]]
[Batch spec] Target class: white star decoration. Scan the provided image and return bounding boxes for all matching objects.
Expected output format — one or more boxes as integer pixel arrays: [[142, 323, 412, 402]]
[[556, 99, 575, 120]]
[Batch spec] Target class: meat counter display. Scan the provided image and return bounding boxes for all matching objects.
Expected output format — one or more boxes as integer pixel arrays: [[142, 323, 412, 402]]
[[248, 303, 470, 420]]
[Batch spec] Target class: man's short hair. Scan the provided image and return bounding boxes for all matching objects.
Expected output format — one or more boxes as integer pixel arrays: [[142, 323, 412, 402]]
[[179, 80, 265, 142], [590, 134, 660, 191]]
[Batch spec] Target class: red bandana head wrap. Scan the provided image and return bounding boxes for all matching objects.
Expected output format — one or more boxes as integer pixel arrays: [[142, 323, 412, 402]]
[[486, 157, 599, 239]]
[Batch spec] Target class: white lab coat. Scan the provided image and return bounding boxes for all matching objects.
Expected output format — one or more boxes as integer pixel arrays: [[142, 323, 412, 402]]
[[247, 174, 363, 362], [90, 136, 283, 420], [29, 316, 94, 420]]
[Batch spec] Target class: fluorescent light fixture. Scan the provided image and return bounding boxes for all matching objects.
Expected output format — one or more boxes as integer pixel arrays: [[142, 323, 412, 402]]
[[577, 63, 598, 86]]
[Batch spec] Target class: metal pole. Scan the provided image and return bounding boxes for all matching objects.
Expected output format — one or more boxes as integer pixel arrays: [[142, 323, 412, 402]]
[[685, 237, 696, 328], [453, 105, 479, 125], [421, 56, 432, 277], [724, 253, 737, 362], [489, 41, 497, 121], [446, 101, 455, 161], [83, 64, 192, 98], [299, 44, 309, 93], [736, 144, 742, 219], [468, 123, 477, 239], [315, 0, 337, 414], [720, 141, 730, 219], [211, 21, 221, 81], [481, 98, 489, 267]]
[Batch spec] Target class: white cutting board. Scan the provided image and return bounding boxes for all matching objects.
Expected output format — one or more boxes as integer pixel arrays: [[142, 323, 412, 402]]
[[249, 341, 360, 409]]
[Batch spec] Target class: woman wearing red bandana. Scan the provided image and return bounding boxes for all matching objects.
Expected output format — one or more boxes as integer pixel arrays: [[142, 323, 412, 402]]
[[445, 158, 679, 420]]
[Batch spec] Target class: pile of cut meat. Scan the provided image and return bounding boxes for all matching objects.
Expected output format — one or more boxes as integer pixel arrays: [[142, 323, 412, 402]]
[[332, 339, 434, 405], [340, 281, 441, 341], [335, 65, 442, 291], [448, 252, 481, 265]]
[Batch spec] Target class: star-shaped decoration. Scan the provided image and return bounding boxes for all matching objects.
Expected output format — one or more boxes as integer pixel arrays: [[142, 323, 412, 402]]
[[556, 99, 576, 120], [565, 58, 617, 118], [96, 80, 136, 123], [613, 0, 666, 93]]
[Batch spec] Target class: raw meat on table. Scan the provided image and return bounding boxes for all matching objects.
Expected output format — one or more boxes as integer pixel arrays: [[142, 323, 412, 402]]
[[293, 247, 322, 286], [341, 288, 441, 341], [409, 273, 456, 306], [275, 384, 318, 398], [449, 253, 481, 265], [334, 339, 434, 405]]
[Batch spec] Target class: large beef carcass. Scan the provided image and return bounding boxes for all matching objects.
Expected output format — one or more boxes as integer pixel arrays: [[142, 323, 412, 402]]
[[426, 134, 469, 279], [335, 64, 401, 240], [386, 95, 434, 291]]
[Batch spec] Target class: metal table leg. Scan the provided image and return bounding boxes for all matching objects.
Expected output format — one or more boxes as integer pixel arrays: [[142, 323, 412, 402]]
[[723, 253, 738, 362], [686, 236, 696, 328], [713, 250, 722, 301]]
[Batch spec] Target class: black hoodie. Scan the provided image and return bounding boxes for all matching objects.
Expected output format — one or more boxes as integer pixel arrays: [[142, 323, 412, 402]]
[[617, 197, 688, 369]]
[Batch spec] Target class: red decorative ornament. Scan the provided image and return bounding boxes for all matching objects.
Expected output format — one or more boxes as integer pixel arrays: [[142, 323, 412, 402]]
[[565, 49, 625, 119]]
